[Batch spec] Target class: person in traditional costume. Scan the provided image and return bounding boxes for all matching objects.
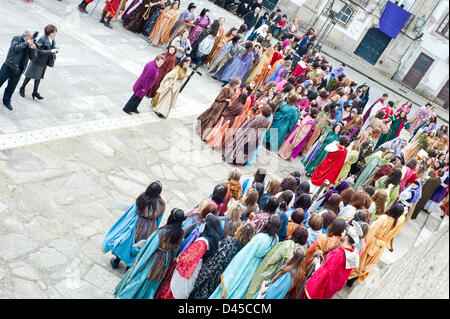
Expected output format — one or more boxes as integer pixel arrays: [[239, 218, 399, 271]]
[[209, 215, 280, 299], [303, 123, 342, 176], [188, 8, 210, 46], [300, 221, 362, 299], [147, 46, 177, 98], [424, 169, 449, 214], [169, 2, 196, 42], [151, 57, 189, 118], [205, 27, 237, 67], [122, 55, 164, 115], [148, 1, 179, 46], [374, 110, 411, 149], [122, 0, 153, 33], [396, 100, 412, 114], [197, 77, 241, 140], [114, 208, 185, 299], [219, 41, 254, 83], [246, 47, 274, 86], [310, 136, 350, 189], [265, 94, 301, 151], [399, 159, 419, 193], [189, 223, 255, 299], [155, 214, 224, 299], [303, 217, 346, 274], [353, 150, 395, 189], [256, 247, 306, 299], [191, 20, 221, 66], [100, 0, 128, 29], [348, 204, 405, 283], [102, 181, 165, 269], [356, 83, 370, 110], [379, 101, 395, 120], [206, 92, 248, 149], [78, 0, 94, 13], [398, 180, 423, 220], [361, 93, 388, 131], [142, 0, 172, 37], [341, 109, 363, 141], [246, 226, 307, 299], [336, 140, 360, 183], [278, 107, 318, 160], [209, 35, 242, 77], [404, 130, 436, 164], [251, 197, 279, 233], [408, 103, 431, 133], [410, 169, 445, 219]]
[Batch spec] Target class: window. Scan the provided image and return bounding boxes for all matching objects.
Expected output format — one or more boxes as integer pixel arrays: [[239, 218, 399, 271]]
[[327, 4, 354, 25], [437, 14, 449, 39]]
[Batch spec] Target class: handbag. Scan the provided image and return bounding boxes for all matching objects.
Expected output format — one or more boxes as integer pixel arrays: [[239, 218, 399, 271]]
[[47, 53, 56, 67]]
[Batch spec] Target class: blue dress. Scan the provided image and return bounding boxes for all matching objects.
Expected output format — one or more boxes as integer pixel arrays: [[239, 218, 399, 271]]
[[265, 102, 300, 151], [102, 202, 163, 266], [114, 231, 180, 299], [262, 272, 292, 299], [220, 50, 254, 82], [209, 232, 278, 299]]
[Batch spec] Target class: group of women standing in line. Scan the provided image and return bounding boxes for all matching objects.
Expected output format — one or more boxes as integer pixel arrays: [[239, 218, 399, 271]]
[[102, 154, 449, 300]]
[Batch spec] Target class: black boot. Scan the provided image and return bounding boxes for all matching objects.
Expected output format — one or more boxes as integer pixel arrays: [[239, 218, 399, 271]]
[[100, 10, 107, 23], [110, 256, 121, 269], [19, 86, 25, 98], [32, 92, 43, 100], [78, 1, 88, 14], [104, 16, 113, 29]]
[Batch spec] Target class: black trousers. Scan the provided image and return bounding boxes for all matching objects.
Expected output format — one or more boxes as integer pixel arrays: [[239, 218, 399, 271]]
[[0, 63, 21, 104], [123, 93, 142, 112]]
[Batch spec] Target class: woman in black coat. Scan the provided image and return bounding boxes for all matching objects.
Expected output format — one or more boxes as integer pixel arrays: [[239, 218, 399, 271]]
[[19, 24, 59, 100]]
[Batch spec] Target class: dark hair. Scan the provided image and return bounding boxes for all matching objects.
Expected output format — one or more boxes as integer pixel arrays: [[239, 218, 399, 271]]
[[200, 8, 210, 17], [280, 176, 297, 192], [309, 107, 319, 118], [339, 136, 350, 147], [201, 214, 224, 258], [278, 190, 294, 211], [364, 185, 376, 197], [326, 217, 346, 237], [136, 181, 164, 217], [322, 210, 337, 229], [254, 182, 265, 208], [188, 2, 196, 10], [293, 194, 311, 211], [352, 211, 366, 223], [178, 56, 191, 69], [406, 158, 418, 170], [308, 213, 323, 231], [212, 184, 228, 205], [263, 196, 279, 214], [387, 101, 395, 107], [295, 181, 310, 198], [232, 34, 242, 44], [376, 110, 386, 119], [291, 226, 308, 245], [386, 204, 404, 228], [386, 169, 402, 187], [44, 24, 58, 36], [238, 23, 248, 33], [291, 209, 305, 224], [254, 168, 267, 183], [163, 208, 185, 246], [260, 214, 281, 241], [210, 19, 221, 37], [291, 171, 301, 178], [323, 193, 341, 214], [340, 188, 354, 205]]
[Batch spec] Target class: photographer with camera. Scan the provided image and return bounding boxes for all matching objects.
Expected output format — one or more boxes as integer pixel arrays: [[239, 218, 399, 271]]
[[0, 30, 36, 111], [19, 24, 59, 101]]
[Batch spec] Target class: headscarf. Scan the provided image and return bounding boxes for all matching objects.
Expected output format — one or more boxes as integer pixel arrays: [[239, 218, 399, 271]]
[[331, 66, 344, 78], [201, 214, 224, 258]]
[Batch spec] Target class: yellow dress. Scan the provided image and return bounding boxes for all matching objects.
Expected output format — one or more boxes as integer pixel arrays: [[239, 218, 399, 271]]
[[349, 214, 405, 282], [246, 48, 274, 85], [152, 66, 187, 118], [149, 7, 179, 46]]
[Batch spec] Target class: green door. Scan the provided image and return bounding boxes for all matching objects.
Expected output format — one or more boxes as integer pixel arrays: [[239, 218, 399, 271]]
[[354, 27, 392, 65], [262, 0, 279, 11]]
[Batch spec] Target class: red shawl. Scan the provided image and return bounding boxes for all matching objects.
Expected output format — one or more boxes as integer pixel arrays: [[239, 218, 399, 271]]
[[176, 240, 208, 279], [311, 145, 347, 186], [305, 246, 354, 299]]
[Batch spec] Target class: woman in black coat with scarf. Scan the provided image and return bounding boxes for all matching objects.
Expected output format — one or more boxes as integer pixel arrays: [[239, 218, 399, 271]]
[[19, 24, 59, 100]]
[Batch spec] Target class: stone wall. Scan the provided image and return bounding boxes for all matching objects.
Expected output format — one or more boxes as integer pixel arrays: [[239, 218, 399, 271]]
[[347, 224, 449, 299]]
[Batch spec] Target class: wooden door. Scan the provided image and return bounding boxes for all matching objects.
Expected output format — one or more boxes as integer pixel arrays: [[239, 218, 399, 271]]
[[402, 53, 434, 89], [437, 80, 449, 109], [354, 27, 392, 65]]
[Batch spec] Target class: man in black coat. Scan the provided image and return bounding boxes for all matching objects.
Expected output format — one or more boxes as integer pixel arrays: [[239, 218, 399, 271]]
[[268, 8, 282, 33], [0, 31, 36, 110], [243, 6, 261, 37]]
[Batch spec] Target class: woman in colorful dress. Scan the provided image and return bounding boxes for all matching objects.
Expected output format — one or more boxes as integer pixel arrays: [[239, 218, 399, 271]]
[[404, 130, 436, 164], [189, 222, 255, 299], [375, 110, 410, 149], [102, 181, 165, 269], [219, 41, 254, 83], [142, 0, 172, 37], [151, 57, 189, 118], [148, 1, 179, 46], [246, 226, 308, 299], [114, 208, 185, 299], [169, 2, 196, 41], [156, 214, 224, 299], [122, 0, 153, 33], [208, 34, 242, 76], [209, 215, 281, 299], [188, 8, 210, 46], [336, 140, 360, 183], [147, 46, 177, 98], [303, 123, 342, 177], [348, 204, 405, 283], [374, 169, 402, 209], [340, 108, 363, 142], [278, 107, 318, 160]]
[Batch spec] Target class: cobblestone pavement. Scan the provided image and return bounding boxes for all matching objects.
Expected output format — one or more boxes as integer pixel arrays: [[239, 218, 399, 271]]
[[0, 0, 447, 299]]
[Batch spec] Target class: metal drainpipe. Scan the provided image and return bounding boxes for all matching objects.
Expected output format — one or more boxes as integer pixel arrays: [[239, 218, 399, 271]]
[[391, 0, 442, 80], [312, 0, 332, 28]]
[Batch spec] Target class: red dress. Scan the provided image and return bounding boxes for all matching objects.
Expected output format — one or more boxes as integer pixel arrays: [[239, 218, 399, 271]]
[[103, 0, 122, 18], [147, 52, 177, 98], [310, 144, 347, 186], [304, 246, 355, 299]]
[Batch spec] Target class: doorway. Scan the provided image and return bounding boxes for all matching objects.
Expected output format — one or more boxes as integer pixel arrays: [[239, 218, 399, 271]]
[[402, 53, 434, 89], [354, 27, 392, 65]]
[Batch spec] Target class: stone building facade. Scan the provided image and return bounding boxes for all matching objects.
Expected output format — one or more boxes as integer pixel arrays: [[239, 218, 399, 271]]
[[270, 0, 449, 108]]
